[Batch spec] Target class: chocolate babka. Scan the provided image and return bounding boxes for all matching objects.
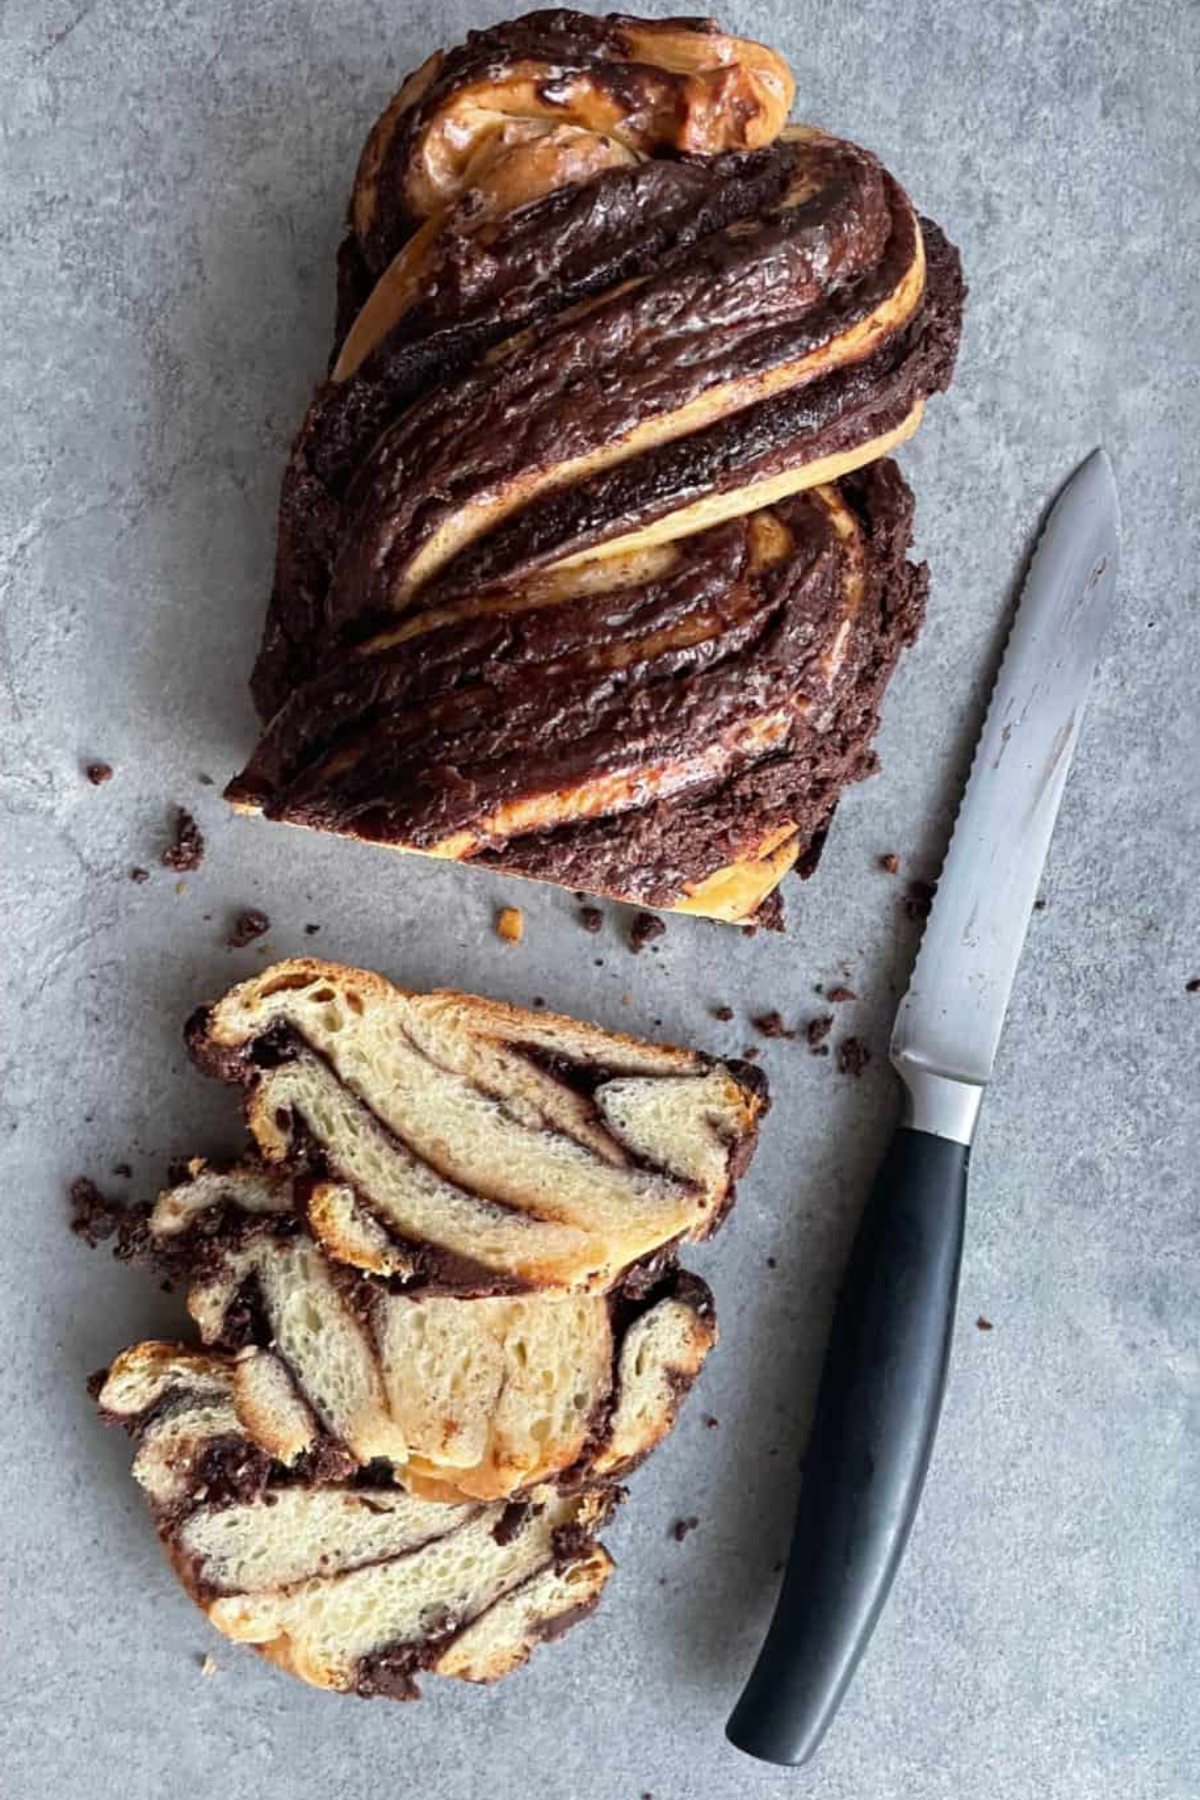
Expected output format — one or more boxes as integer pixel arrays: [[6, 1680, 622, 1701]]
[[95, 1342, 615, 1698], [90, 963, 764, 1693], [227, 10, 964, 923], [131, 1160, 719, 1502], [185, 958, 766, 1292]]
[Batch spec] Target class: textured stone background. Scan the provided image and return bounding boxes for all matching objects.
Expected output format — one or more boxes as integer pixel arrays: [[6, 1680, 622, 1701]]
[[2, 2, 1197, 1796]]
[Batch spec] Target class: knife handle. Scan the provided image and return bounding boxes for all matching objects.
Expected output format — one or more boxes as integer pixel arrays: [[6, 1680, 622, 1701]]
[[726, 1127, 969, 1767]]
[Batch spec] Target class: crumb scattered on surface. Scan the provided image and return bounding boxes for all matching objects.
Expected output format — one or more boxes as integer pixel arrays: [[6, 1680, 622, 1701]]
[[174, 880, 187, 897], [162, 808, 205, 873], [496, 906, 524, 944], [111, 1162, 132, 1180], [880, 852, 900, 875], [578, 906, 603, 934], [740, 1046, 760, 1061], [976, 1315, 994, 1331], [753, 1009, 795, 1039], [85, 761, 113, 785], [838, 1037, 872, 1077], [826, 986, 857, 1003], [532, 996, 545, 1008], [629, 912, 666, 953], [197, 772, 214, 786], [741, 922, 758, 938], [1034, 897, 1048, 911], [766, 1256, 777, 1269], [304, 922, 321, 935], [69, 1177, 127, 1246], [226, 908, 270, 949], [671, 1516, 699, 1543], [703, 1415, 719, 1429], [806, 1014, 833, 1051], [1185, 978, 1199, 993], [903, 879, 935, 922], [129, 867, 150, 883], [712, 1004, 734, 1022], [200, 1654, 218, 1678]]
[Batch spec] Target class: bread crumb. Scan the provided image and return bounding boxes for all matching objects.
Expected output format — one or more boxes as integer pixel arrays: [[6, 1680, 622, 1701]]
[[838, 1036, 872, 1077], [162, 807, 205, 872], [200, 1654, 218, 1678], [226, 908, 270, 949], [629, 912, 666, 953], [879, 852, 900, 874], [496, 906, 524, 944], [753, 1010, 795, 1039], [174, 880, 187, 897]]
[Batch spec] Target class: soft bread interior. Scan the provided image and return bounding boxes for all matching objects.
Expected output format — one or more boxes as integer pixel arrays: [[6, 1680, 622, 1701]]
[[196, 960, 762, 1290], [98, 1342, 614, 1698]]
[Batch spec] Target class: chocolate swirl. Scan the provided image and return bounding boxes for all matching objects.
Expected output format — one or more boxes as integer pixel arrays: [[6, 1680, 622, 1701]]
[[230, 11, 964, 922]]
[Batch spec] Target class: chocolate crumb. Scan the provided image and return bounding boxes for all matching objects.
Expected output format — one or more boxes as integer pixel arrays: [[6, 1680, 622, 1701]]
[[226, 908, 270, 949], [976, 1315, 994, 1332], [129, 867, 150, 883], [806, 1014, 833, 1051], [111, 1162, 132, 1180], [629, 912, 666, 953], [766, 1256, 777, 1269], [304, 922, 321, 935], [671, 1516, 699, 1543], [1187, 978, 1200, 994], [703, 1415, 719, 1430], [69, 1177, 127, 1247], [740, 1046, 760, 1061], [838, 1037, 872, 1078], [903, 879, 935, 922], [197, 773, 214, 787], [1034, 897, 1048, 912], [162, 808, 205, 873], [741, 923, 758, 938], [712, 1004, 734, 1022], [85, 761, 113, 786], [827, 986, 858, 1003], [578, 906, 603, 934], [752, 1010, 795, 1039], [879, 852, 901, 875], [532, 996, 545, 1008]]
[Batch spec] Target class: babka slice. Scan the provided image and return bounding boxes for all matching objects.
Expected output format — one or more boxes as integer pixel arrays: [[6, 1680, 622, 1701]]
[[135, 1160, 717, 1501], [95, 1342, 614, 1698], [186, 959, 766, 1292]]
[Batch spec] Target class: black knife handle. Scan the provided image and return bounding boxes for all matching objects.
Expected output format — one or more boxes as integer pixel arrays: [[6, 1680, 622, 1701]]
[[726, 1127, 969, 1767]]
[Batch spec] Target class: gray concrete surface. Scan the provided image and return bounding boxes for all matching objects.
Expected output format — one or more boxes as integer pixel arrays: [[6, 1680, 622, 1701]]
[[2, 2, 1197, 1796]]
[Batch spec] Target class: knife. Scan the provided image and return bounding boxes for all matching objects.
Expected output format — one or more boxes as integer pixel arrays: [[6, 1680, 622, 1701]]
[[726, 448, 1121, 1767]]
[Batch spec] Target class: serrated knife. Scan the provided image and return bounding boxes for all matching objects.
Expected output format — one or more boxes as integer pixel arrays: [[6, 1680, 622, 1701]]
[[726, 448, 1121, 1767]]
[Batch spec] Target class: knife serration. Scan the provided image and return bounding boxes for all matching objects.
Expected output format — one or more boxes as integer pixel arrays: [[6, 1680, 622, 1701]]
[[891, 449, 1120, 1090]]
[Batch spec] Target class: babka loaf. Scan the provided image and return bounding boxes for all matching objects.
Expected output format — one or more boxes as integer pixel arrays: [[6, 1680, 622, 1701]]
[[95, 1342, 615, 1698], [226, 10, 964, 923], [185, 958, 766, 1292], [131, 1160, 718, 1501]]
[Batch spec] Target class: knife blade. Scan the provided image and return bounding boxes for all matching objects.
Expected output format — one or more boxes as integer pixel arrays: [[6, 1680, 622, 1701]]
[[727, 449, 1120, 1768]]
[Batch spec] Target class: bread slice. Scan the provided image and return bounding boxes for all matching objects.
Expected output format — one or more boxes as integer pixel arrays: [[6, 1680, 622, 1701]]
[[139, 1161, 717, 1500], [186, 959, 765, 1292], [95, 1341, 614, 1699]]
